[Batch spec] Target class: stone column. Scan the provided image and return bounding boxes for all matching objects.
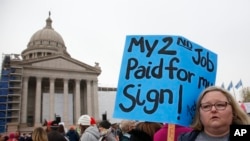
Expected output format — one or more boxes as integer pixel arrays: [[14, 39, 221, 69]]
[[49, 78, 55, 120], [74, 79, 81, 124], [63, 78, 69, 125], [34, 77, 42, 126], [92, 80, 99, 118], [21, 76, 28, 124], [86, 80, 92, 115]]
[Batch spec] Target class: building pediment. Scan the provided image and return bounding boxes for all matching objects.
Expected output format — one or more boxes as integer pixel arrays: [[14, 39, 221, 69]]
[[20, 55, 101, 74], [33, 57, 87, 70]]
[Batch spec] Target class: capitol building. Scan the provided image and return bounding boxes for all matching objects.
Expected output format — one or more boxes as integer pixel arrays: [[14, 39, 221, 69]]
[[0, 14, 118, 133]]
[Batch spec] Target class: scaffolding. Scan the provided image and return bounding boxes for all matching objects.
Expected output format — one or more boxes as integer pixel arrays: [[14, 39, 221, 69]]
[[0, 54, 22, 133]]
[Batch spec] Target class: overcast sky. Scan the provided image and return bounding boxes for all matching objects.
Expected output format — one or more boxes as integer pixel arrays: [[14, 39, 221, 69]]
[[1, 0, 250, 97]]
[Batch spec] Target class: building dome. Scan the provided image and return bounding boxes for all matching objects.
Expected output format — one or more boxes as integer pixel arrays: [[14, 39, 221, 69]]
[[21, 13, 70, 60], [30, 26, 65, 46]]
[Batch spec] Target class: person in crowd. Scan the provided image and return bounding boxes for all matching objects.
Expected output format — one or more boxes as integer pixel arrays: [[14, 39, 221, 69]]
[[59, 122, 68, 133], [78, 114, 100, 141], [111, 123, 121, 141], [47, 120, 68, 141], [15, 131, 25, 141], [126, 121, 162, 141], [128, 127, 151, 141], [238, 101, 247, 113], [0, 134, 5, 141], [178, 86, 250, 141], [21, 133, 26, 141], [57, 124, 69, 141], [153, 124, 192, 141], [25, 133, 32, 141], [119, 120, 136, 141], [7, 132, 17, 141], [0, 135, 3, 141], [66, 126, 80, 141], [3, 135, 9, 141], [98, 120, 117, 141], [32, 127, 48, 141], [136, 121, 162, 140]]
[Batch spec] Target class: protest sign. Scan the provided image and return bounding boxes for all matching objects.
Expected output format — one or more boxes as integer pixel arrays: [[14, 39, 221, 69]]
[[113, 35, 217, 126]]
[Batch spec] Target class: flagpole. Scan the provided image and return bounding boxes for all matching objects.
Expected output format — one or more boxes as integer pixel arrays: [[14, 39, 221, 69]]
[[241, 80, 244, 101], [232, 86, 236, 100], [228, 81, 235, 99]]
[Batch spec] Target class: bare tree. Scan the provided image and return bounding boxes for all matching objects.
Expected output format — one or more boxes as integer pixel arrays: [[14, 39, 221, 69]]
[[240, 87, 250, 102]]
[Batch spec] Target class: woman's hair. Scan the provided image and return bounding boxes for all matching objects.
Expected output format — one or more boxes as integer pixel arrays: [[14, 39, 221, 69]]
[[57, 124, 65, 134], [119, 120, 136, 133], [32, 127, 48, 141], [191, 86, 250, 130], [136, 121, 162, 139]]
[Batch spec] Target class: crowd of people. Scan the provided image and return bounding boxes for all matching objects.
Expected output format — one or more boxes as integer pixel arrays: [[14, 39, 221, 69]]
[[0, 86, 250, 141]]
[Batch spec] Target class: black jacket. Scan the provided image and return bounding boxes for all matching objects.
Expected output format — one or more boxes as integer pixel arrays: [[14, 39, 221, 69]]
[[66, 130, 80, 141], [128, 129, 152, 141], [178, 130, 199, 141]]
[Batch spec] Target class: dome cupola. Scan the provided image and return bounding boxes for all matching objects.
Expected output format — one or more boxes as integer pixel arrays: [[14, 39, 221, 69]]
[[21, 12, 70, 60]]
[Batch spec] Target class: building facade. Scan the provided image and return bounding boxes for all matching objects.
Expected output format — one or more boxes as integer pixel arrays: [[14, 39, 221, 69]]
[[0, 14, 101, 133]]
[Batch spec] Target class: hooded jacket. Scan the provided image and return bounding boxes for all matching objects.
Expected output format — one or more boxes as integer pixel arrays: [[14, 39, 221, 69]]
[[80, 126, 100, 141], [99, 128, 117, 141], [66, 129, 80, 141]]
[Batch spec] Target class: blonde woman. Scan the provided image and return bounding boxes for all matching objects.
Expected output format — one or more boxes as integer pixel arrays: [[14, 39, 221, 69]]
[[178, 86, 250, 141], [32, 127, 48, 141]]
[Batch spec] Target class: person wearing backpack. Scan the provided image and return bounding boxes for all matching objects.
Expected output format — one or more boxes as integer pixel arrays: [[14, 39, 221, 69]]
[[119, 120, 136, 141], [66, 126, 80, 141]]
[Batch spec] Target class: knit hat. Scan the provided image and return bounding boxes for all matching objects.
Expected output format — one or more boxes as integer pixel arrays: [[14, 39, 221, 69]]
[[90, 117, 96, 125], [78, 115, 97, 126], [99, 120, 111, 129], [78, 115, 91, 125]]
